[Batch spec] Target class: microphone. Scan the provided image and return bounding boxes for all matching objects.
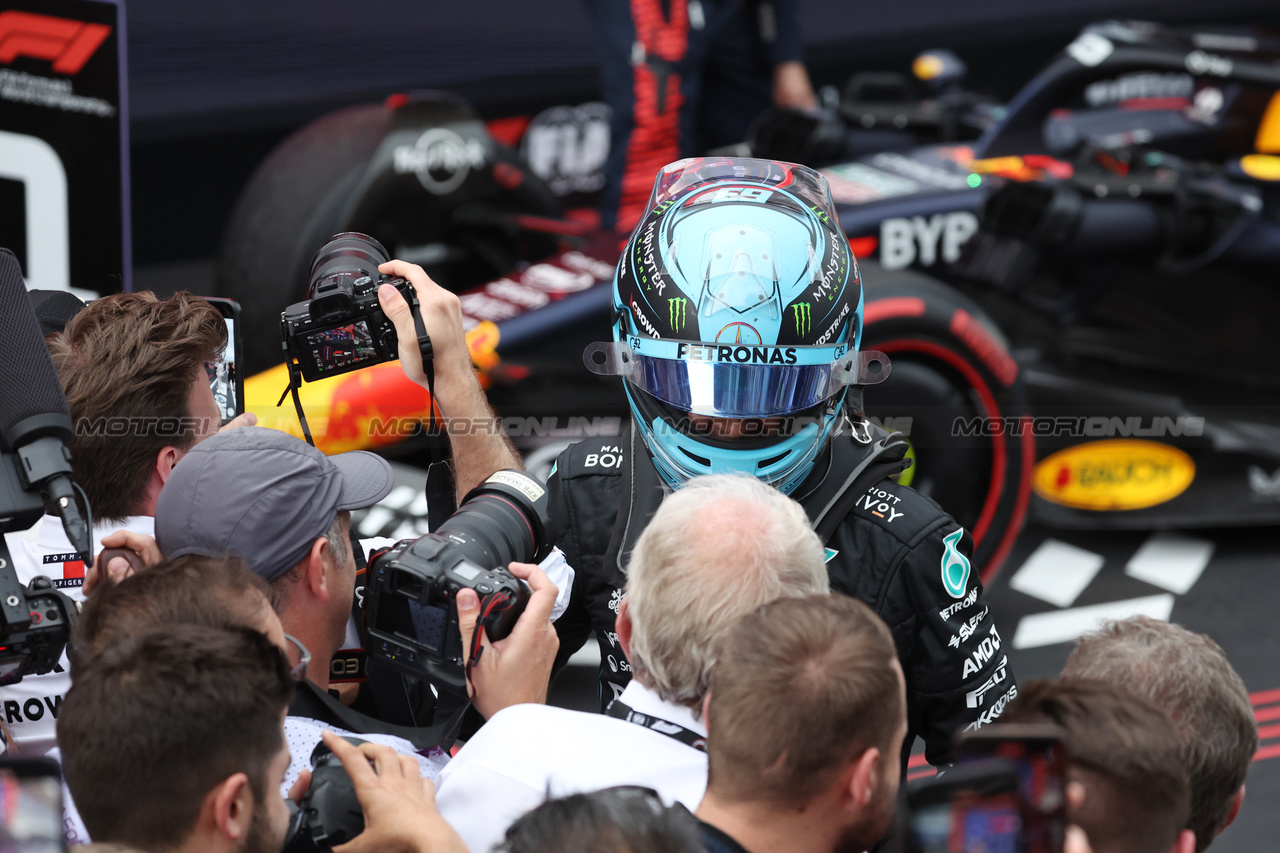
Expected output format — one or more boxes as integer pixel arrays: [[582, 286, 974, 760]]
[[0, 248, 93, 564]]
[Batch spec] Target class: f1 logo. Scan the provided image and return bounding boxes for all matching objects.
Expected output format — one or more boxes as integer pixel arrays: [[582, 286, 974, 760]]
[[0, 11, 111, 75]]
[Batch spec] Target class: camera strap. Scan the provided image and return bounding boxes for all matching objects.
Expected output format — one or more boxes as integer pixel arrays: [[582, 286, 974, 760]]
[[412, 305, 437, 438], [605, 700, 707, 753], [276, 360, 317, 447]]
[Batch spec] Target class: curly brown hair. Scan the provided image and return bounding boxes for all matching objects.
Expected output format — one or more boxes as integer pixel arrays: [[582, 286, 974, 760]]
[[47, 291, 226, 521]]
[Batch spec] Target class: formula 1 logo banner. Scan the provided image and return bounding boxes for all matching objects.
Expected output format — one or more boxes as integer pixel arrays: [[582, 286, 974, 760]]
[[0, 0, 129, 295]]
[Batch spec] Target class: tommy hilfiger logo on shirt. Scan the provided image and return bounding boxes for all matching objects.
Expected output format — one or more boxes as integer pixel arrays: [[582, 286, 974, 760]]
[[42, 553, 85, 589]]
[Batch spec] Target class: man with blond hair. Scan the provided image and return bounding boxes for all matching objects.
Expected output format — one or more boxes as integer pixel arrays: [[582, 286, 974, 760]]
[[435, 473, 830, 852]]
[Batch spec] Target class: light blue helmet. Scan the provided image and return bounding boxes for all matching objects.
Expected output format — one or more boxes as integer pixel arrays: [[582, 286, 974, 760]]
[[584, 158, 888, 494]]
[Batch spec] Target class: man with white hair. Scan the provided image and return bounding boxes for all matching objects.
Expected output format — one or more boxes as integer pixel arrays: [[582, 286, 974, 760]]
[[434, 474, 830, 853]]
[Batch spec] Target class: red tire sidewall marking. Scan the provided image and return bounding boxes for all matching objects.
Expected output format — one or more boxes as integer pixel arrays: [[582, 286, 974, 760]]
[[870, 337, 1033, 583]]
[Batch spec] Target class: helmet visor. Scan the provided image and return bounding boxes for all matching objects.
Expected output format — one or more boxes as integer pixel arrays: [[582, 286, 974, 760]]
[[585, 336, 889, 417]]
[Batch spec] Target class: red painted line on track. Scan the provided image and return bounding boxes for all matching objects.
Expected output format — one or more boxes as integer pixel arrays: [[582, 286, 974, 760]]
[[1250, 688, 1280, 706], [1256, 723, 1280, 741], [1254, 705, 1280, 723], [1253, 743, 1280, 763]]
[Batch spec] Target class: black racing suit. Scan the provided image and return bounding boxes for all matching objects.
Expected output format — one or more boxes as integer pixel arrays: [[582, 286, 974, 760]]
[[546, 419, 1017, 767]]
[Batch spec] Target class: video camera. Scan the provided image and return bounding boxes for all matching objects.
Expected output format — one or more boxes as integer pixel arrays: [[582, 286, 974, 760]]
[[281, 232, 425, 383], [0, 248, 82, 686], [364, 469, 549, 695], [0, 423, 77, 689]]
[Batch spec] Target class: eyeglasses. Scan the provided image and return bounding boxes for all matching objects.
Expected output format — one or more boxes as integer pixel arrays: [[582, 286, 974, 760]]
[[283, 634, 311, 682]]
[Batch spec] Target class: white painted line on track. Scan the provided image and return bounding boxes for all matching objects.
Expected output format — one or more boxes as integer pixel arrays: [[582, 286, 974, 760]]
[[356, 506, 395, 537], [1012, 594, 1175, 650], [1125, 532, 1214, 595], [1009, 538, 1105, 608], [380, 484, 420, 510]]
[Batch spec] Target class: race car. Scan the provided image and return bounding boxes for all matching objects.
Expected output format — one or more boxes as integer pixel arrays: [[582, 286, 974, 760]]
[[224, 19, 1280, 581]]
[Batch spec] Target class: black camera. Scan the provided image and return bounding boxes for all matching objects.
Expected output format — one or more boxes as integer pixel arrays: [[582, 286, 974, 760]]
[[365, 469, 549, 695], [0, 453, 75, 687], [0, 575, 73, 687], [283, 737, 366, 853], [281, 232, 422, 383]]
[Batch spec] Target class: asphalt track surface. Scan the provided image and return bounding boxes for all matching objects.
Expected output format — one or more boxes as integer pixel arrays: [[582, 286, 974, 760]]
[[357, 464, 1278, 852]]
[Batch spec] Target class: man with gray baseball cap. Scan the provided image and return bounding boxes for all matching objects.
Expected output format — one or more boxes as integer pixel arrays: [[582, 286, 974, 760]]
[[157, 425, 394, 582], [156, 425, 392, 702], [155, 425, 563, 743]]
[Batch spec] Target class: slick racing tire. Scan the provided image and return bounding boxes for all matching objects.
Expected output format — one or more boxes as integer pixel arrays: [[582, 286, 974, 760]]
[[860, 261, 1033, 582], [219, 102, 562, 372], [220, 105, 393, 372]]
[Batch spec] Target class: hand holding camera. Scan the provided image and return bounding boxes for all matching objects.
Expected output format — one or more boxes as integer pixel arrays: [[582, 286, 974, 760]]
[[364, 469, 551, 699], [457, 560, 561, 720], [287, 731, 466, 853], [375, 259, 472, 399]]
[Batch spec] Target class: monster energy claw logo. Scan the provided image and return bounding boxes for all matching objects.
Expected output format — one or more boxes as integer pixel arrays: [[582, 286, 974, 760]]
[[941, 528, 972, 599], [668, 298, 688, 332], [792, 303, 812, 336]]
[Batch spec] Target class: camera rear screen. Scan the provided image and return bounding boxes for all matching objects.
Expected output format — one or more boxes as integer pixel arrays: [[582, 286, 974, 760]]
[[0, 770, 63, 853], [381, 596, 453, 656], [910, 793, 1022, 853], [301, 319, 379, 376]]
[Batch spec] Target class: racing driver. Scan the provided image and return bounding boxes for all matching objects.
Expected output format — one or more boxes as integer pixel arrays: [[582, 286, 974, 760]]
[[546, 157, 1017, 768]]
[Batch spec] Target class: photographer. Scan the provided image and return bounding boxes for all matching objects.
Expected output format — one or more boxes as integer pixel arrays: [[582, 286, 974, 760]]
[[152, 425, 561, 739], [1, 289, 249, 755], [1001, 679, 1195, 853], [64, 555, 446, 807], [1062, 617, 1258, 852], [58, 622, 465, 853]]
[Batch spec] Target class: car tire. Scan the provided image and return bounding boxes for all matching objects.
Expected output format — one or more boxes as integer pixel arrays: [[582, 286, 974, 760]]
[[219, 104, 395, 372], [860, 261, 1033, 583]]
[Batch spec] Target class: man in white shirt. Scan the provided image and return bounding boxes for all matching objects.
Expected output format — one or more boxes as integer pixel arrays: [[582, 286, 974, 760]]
[[2, 289, 234, 755], [434, 473, 831, 853]]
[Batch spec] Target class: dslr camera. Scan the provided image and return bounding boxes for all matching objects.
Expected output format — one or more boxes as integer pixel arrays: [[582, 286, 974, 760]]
[[365, 469, 549, 695], [283, 737, 366, 853], [281, 232, 424, 383]]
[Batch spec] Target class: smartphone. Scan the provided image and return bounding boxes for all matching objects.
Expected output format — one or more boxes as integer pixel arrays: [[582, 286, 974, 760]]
[[203, 297, 244, 424], [954, 724, 1067, 853], [0, 757, 66, 852], [901, 757, 1025, 853]]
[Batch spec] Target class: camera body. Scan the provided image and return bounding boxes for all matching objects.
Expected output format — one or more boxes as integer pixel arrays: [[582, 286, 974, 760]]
[[364, 470, 548, 695], [0, 576, 73, 686], [280, 232, 422, 383], [284, 737, 366, 853]]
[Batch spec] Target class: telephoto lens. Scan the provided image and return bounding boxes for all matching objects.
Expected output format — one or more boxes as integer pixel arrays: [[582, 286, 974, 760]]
[[364, 470, 549, 694]]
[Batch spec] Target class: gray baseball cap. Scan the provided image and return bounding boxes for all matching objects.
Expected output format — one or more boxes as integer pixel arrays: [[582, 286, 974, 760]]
[[155, 426, 394, 581]]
